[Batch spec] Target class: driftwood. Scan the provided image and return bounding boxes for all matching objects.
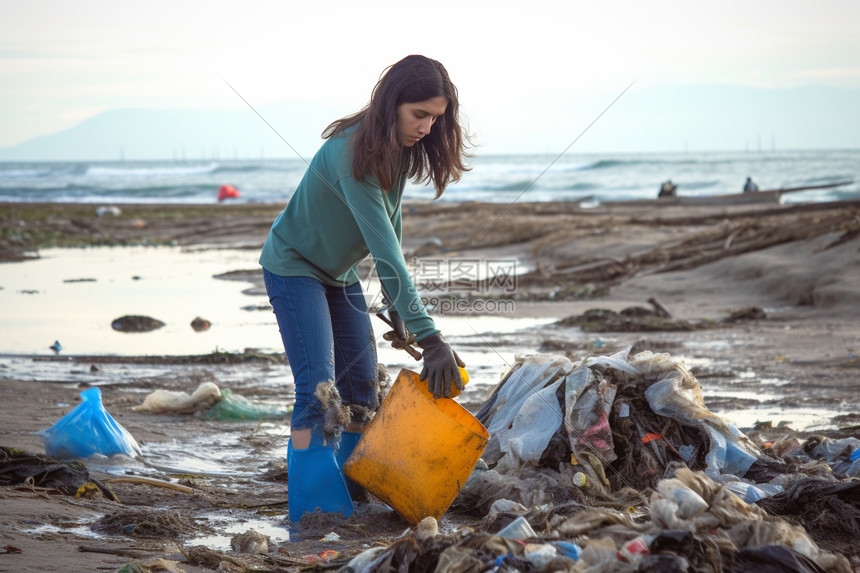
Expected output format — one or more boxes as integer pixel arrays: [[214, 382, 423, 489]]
[[103, 476, 194, 494], [644, 208, 858, 274], [517, 202, 860, 288], [77, 545, 154, 558], [647, 297, 673, 318]]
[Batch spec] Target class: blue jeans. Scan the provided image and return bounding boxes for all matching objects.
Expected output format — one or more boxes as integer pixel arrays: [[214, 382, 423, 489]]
[[263, 270, 379, 434]]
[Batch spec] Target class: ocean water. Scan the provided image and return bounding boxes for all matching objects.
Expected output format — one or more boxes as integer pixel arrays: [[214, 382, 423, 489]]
[[1, 149, 857, 206]]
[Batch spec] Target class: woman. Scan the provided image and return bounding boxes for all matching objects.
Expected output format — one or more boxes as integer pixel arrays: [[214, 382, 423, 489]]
[[259, 55, 471, 521]]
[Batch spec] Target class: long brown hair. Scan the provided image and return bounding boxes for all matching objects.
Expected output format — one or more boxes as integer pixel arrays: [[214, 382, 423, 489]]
[[322, 55, 471, 198]]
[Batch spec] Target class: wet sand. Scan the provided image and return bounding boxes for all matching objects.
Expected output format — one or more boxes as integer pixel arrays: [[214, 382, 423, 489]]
[[1, 199, 859, 571]]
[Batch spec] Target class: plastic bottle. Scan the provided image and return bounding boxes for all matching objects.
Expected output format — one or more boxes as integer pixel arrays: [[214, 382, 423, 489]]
[[657, 480, 708, 519], [724, 481, 783, 503], [524, 544, 556, 568], [617, 537, 650, 563], [496, 516, 537, 540], [554, 541, 581, 560]]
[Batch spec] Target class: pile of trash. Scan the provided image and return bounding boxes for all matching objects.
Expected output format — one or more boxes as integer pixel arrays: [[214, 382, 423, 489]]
[[341, 350, 859, 572]]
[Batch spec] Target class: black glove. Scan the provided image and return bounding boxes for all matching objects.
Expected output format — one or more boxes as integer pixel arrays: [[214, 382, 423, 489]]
[[418, 333, 466, 399]]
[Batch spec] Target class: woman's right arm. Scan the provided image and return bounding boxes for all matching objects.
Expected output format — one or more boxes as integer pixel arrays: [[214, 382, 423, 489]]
[[339, 176, 438, 342]]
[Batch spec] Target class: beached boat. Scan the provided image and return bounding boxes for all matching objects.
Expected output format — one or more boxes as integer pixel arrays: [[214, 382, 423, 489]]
[[599, 179, 854, 207]]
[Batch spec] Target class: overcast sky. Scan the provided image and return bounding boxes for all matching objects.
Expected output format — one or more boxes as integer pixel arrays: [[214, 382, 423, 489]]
[[1, 0, 859, 154]]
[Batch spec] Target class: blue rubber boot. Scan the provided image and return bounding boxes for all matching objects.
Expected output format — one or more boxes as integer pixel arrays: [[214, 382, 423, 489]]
[[335, 431, 369, 502], [334, 431, 361, 469], [287, 438, 354, 522]]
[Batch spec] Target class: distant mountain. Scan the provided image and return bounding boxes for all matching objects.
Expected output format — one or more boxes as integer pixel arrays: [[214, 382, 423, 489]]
[[0, 101, 351, 162], [0, 85, 857, 160]]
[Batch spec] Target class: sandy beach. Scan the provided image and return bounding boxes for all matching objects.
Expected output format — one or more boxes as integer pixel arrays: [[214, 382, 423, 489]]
[[1, 198, 859, 571]]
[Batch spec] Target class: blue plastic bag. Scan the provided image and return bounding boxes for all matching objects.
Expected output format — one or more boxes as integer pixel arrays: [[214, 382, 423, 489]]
[[41, 387, 142, 459], [724, 481, 782, 503]]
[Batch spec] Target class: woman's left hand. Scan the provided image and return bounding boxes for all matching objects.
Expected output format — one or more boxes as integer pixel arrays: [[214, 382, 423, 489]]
[[418, 333, 465, 398]]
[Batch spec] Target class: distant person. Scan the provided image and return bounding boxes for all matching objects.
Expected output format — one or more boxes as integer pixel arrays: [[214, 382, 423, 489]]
[[743, 177, 759, 193], [659, 179, 677, 198]]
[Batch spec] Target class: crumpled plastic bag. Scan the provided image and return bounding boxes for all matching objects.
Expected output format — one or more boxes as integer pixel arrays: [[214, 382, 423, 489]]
[[644, 368, 761, 478], [724, 480, 784, 503], [476, 354, 573, 464], [495, 378, 564, 472], [133, 381, 222, 414], [809, 436, 860, 478], [202, 389, 290, 421], [733, 545, 828, 573], [565, 365, 617, 465], [41, 387, 142, 459]]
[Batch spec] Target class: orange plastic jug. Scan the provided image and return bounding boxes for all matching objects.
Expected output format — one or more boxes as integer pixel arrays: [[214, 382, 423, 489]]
[[343, 369, 489, 524]]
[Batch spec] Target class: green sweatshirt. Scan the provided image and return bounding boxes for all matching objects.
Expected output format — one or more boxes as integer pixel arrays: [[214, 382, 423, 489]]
[[259, 127, 438, 341]]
